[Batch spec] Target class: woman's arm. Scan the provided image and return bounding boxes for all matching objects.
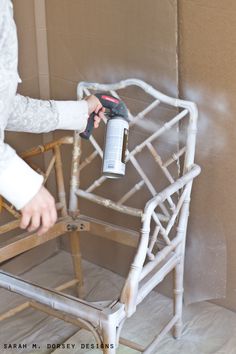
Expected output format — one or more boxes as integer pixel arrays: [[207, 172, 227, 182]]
[[0, 0, 56, 234], [6, 94, 89, 133]]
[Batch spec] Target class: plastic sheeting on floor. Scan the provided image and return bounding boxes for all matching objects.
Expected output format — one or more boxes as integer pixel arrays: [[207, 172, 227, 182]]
[[0, 251, 236, 354]]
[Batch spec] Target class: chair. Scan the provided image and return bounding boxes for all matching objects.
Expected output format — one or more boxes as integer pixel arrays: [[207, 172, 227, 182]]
[[0, 79, 200, 354]]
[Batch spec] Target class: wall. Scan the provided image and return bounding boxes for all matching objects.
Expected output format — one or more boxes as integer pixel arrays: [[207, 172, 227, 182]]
[[46, 0, 178, 97], [45, 0, 179, 275], [178, 0, 236, 309]]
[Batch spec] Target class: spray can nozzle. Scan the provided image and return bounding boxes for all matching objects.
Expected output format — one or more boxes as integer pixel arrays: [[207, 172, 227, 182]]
[[79, 94, 128, 140]]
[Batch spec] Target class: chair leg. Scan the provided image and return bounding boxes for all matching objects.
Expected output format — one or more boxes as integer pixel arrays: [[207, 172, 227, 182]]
[[173, 195, 191, 340], [173, 257, 184, 339], [102, 322, 117, 354], [69, 230, 84, 298]]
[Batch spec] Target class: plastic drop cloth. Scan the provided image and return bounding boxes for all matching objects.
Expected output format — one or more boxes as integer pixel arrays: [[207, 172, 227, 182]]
[[0, 251, 235, 354]]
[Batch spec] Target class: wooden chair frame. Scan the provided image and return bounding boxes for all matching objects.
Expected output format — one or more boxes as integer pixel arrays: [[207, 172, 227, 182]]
[[0, 79, 200, 354]]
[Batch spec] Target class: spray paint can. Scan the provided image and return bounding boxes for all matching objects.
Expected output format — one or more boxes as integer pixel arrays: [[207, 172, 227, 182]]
[[80, 93, 129, 178], [102, 116, 129, 178]]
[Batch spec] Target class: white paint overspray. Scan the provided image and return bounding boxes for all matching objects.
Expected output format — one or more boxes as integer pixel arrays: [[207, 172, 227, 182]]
[[180, 85, 228, 304], [182, 86, 230, 158], [84, 63, 178, 97]]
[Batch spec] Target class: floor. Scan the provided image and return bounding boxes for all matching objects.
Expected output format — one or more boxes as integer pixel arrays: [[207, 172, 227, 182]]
[[1, 251, 236, 354]]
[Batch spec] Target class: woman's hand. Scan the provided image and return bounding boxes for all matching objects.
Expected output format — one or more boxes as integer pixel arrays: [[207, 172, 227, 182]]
[[85, 95, 106, 128], [20, 186, 57, 236]]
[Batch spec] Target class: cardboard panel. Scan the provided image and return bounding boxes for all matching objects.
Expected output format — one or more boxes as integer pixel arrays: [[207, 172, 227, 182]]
[[178, 0, 230, 306], [46, 0, 179, 280], [46, 0, 178, 96]]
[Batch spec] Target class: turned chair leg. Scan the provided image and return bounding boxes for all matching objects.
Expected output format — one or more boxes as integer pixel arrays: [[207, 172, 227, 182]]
[[69, 230, 85, 298], [102, 322, 117, 354], [173, 257, 184, 339]]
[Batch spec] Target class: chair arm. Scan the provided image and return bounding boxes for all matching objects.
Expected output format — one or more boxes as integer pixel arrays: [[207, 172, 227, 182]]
[[143, 164, 201, 222], [121, 164, 200, 316]]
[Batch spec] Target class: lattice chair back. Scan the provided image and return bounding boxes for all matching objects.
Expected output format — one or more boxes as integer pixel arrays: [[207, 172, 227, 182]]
[[71, 79, 197, 220], [69, 79, 200, 316]]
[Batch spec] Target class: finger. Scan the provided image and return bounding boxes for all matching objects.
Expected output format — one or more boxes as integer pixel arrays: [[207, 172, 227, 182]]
[[95, 103, 103, 114], [98, 111, 106, 120], [95, 105, 100, 114], [37, 210, 51, 236], [50, 205, 58, 227], [20, 212, 31, 229], [94, 115, 100, 128], [28, 213, 40, 232]]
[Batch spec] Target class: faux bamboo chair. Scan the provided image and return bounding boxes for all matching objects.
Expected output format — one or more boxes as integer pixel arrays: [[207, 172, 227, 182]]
[[0, 79, 200, 354]]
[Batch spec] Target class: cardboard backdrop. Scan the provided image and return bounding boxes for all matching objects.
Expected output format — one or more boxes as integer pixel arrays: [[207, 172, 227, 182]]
[[178, 0, 233, 309]]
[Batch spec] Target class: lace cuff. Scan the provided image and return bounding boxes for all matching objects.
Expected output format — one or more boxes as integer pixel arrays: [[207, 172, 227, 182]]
[[55, 100, 88, 132]]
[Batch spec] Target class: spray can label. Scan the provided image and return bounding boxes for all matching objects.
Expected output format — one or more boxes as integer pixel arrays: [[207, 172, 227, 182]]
[[121, 128, 128, 163]]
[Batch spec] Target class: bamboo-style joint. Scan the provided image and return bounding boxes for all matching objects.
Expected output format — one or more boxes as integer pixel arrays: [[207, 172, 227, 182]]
[[66, 220, 90, 232]]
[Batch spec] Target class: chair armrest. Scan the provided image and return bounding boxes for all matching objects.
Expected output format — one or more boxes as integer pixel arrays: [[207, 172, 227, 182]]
[[121, 164, 200, 316], [143, 164, 201, 221]]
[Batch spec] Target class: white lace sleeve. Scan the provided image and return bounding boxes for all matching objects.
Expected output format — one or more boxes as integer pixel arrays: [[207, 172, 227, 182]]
[[6, 94, 60, 133], [0, 0, 43, 210], [6, 94, 89, 134]]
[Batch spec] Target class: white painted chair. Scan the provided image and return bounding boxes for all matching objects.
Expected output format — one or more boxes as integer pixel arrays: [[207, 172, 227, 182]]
[[0, 79, 200, 354]]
